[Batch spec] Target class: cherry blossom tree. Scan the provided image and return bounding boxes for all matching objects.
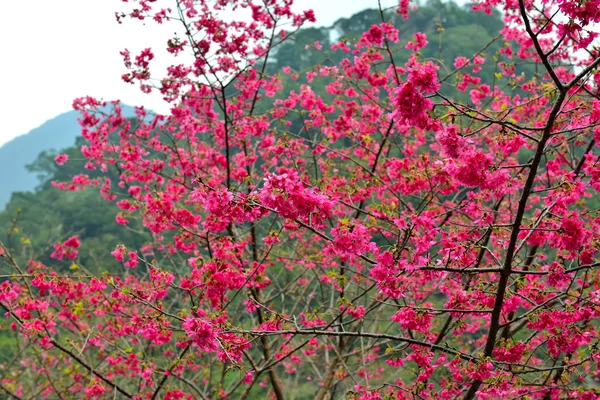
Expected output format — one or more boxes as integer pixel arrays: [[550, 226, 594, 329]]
[[1, 0, 600, 398]]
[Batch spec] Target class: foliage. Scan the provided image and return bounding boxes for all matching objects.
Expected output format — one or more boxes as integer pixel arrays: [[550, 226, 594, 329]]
[[1, 0, 600, 399]]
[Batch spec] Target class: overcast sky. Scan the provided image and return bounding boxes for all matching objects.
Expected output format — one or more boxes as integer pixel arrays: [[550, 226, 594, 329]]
[[0, 0, 402, 147]]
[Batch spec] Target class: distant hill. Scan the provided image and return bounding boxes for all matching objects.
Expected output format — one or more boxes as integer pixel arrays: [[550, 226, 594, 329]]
[[0, 105, 136, 209]]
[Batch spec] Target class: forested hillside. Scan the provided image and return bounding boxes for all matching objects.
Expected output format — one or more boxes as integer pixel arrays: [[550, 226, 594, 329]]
[[0, 106, 136, 208], [266, 0, 527, 101]]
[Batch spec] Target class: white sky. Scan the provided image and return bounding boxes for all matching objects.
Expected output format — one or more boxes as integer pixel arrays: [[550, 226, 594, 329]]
[[0, 0, 398, 147]]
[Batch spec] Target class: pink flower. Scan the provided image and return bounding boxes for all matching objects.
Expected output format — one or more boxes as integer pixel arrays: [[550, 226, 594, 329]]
[[405, 32, 428, 52], [124, 251, 138, 268], [183, 317, 217, 352], [396, 0, 411, 19], [435, 125, 465, 158], [84, 383, 107, 398], [54, 154, 69, 165], [493, 342, 525, 363], [63, 236, 81, 248], [347, 305, 366, 320], [454, 56, 469, 69], [391, 308, 432, 333], [324, 223, 375, 262], [111, 247, 125, 262], [258, 169, 333, 228], [560, 214, 589, 251], [243, 370, 254, 384], [446, 150, 494, 188], [390, 62, 440, 131]]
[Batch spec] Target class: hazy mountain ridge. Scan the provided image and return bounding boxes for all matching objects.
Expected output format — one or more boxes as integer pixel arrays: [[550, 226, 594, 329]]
[[0, 106, 136, 208]]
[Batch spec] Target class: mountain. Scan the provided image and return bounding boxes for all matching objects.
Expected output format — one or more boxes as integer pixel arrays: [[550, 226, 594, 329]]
[[0, 105, 136, 209]]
